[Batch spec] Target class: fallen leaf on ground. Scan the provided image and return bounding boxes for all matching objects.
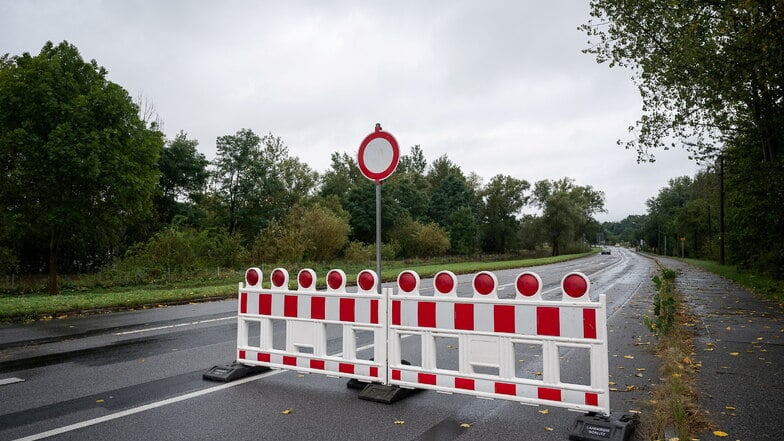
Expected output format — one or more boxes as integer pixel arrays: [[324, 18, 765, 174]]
[[394, 420, 405, 425], [712, 430, 728, 437], [459, 423, 472, 428], [623, 355, 635, 359], [538, 409, 549, 415], [281, 408, 293, 415], [729, 352, 739, 356], [544, 427, 553, 431]]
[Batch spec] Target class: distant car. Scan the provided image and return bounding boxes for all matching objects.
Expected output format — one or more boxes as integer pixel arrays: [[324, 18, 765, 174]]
[[601, 248, 611, 255]]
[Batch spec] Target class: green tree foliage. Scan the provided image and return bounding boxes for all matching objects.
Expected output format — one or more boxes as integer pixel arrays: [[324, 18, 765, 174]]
[[480, 175, 530, 253], [318, 152, 363, 207], [0, 41, 162, 293], [533, 178, 606, 256], [582, 0, 784, 162], [389, 215, 450, 258], [251, 203, 350, 264], [211, 129, 315, 242], [157, 130, 209, 225]]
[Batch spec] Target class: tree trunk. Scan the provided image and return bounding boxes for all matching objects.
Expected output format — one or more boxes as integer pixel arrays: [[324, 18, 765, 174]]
[[48, 229, 60, 295]]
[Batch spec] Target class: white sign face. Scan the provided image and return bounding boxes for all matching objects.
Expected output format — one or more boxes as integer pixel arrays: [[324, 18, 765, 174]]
[[363, 137, 395, 174], [357, 128, 399, 181]]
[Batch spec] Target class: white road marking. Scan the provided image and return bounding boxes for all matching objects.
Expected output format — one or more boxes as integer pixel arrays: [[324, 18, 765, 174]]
[[113, 316, 235, 336], [13, 340, 379, 440], [0, 377, 25, 386]]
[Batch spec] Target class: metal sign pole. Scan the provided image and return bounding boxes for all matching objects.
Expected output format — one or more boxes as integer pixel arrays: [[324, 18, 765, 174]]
[[376, 181, 382, 294]]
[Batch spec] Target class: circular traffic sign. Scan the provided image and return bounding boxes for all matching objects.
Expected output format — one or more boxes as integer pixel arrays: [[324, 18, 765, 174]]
[[358, 124, 399, 182]]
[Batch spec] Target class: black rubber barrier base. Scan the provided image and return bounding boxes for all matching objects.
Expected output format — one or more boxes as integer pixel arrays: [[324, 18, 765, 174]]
[[569, 411, 639, 441], [203, 361, 270, 382], [357, 383, 419, 404]]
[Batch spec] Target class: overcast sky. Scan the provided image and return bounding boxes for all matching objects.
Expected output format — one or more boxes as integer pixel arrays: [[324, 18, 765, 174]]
[[1, 0, 700, 221]]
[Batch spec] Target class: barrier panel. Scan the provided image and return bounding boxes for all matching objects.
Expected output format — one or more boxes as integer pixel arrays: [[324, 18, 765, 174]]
[[387, 270, 610, 414], [236, 267, 388, 384], [233, 267, 610, 415]]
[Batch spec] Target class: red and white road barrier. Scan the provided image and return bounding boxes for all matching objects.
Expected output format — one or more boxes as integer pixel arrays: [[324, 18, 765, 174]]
[[388, 270, 609, 413], [234, 267, 610, 414], [237, 267, 388, 384]]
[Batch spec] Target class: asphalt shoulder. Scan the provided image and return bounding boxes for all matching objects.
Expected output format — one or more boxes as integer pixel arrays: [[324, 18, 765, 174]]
[[656, 257, 784, 440]]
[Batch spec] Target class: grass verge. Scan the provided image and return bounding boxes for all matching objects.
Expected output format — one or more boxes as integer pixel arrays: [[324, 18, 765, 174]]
[[0, 250, 597, 323], [642, 265, 710, 439]]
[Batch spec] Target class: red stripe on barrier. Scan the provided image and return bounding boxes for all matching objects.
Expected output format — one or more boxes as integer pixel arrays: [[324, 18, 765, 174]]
[[370, 366, 379, 377], [310, 359, 324, 370], [258, 353, 270, 363], [455, 377, 475, 390], [537, 306, 560, 336], [538, 387, 562, 401], [494, 305, 515, 333], [392, 369, 401, 380], [340, 298, 355, 322], [392, 300, 401, 325], [418, 373, 437, 385], [495, 382, 516, 395], [339, 363, 354, 374], [454, 303, 474, 330], [239, 350, 246, 359], [418, 301, 436, 328], [283, 356, 297, 366], [583, 308, 597, 339], [585, 393, 598, 406], [284, 295, 298, 317], [260, 294, 272, 315], [311, 296, 325, 319], [370, 299, 379, 324], [240, 293, 247, 314]]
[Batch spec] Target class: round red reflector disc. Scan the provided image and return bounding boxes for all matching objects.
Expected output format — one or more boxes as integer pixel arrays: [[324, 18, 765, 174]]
[[474, 273, 495, 295], [358, 271, 375, 291], [246, 269, 259, 286], [298, 271, 313, 289], [271, 269, 285, 287], [435, 273, 454, 294], [399, 272, 417, 293], [517, 273, 539, 296], [563, 274, 588, 298], [328, 271, 344, 290]]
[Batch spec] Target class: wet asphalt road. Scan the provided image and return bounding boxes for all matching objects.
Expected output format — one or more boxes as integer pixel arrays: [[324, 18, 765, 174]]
[[0, 248, 661, 441]]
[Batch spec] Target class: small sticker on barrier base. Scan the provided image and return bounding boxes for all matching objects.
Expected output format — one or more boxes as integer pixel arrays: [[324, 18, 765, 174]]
[[568, 412, 638, 441], [358, 383, 418, 404], [203, 361, 270, 382]]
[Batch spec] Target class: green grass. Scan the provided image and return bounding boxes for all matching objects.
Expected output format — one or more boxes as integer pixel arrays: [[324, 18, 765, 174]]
[[683, 258, 784, 304], [0, 250, 597, 322]]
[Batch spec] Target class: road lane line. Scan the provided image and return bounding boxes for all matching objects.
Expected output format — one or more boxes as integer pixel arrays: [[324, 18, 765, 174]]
[[113, 316, 235, 336], [13, 340, 380, 440], [0, 377, 25, 386]]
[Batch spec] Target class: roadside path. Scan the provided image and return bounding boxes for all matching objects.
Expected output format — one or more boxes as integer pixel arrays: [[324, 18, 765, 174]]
[[656, 257, 783, 440]]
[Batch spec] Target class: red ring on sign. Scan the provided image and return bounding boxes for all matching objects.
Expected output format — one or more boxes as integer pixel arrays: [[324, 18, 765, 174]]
[[328, 271, 344, 290], [563, 273, 588, 298], [435, 273, 454, 294], [517, 273, 539, 296], [298, 271, 313, 289], [474, 273, 495, 295], [271, 269, 285, 288], [399, 272, 417, 293], [245, 269, 259, 286], [357, 131, 400, 181], [358, 271, 375, 291]]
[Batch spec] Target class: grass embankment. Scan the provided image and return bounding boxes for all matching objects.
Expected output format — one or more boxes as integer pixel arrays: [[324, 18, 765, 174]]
[[684, 258, 784, 304], [0, 251, 596, 322], [643, 265, 709, 439]]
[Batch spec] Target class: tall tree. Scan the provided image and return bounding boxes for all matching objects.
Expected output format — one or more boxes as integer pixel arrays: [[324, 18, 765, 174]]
[[582, 0, 784, 162], [533, 178, 606, 256], [0, 41, 162, 293], [157, 130, 209, 225], [480, 174, 530, 253], [211, 130, 313, 242]]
